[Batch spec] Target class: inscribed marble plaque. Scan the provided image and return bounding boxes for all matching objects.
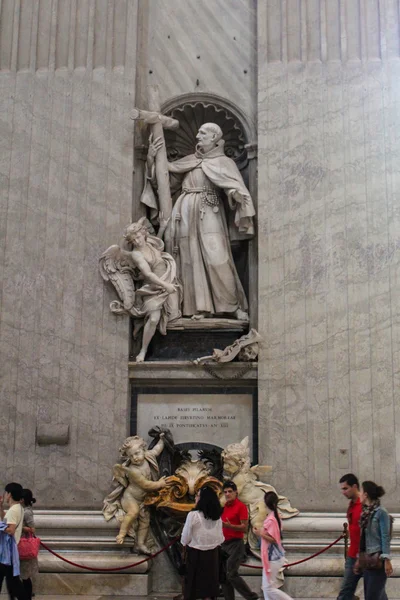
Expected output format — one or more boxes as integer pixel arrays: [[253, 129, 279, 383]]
[[137, 393, 253, 450]]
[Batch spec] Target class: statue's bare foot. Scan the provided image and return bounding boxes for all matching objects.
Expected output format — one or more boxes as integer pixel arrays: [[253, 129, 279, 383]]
[[116, 533, 125, 545], [191, 314, 205, 320], [135, 351, 146, 363], [234, 308, 249, 321], [134, 544, 152, 555]]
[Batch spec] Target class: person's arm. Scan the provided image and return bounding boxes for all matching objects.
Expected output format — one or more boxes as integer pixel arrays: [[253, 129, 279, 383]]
[[180, 512, 193, 547], [222, 518, 248, 533], [146, 136, 169, 171], [131, 251, 175, 294], [148, 433, 165, 458], [157, 213, 170, 240], [230, 189, 251, 207], [23, 526, 35, 534], [379, 510, 391, 559], [379, 510, 393, 576], [5, 523, 16, 536], [3, 505, 18, 537], [129, 469, 172, 491], [253, 526, 276, 544], [217, 518, 225, 545], [23, 510, 35, 535], [0, 496, 4, 521], [113, 464, 129, 487]]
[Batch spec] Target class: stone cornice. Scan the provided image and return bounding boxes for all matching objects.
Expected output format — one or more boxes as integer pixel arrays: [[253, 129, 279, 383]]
[[128, 361, 258, 381]]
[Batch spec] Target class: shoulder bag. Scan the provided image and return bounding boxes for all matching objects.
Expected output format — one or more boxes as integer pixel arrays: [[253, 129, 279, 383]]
[[268, 542, 285, 561], [358, 551, 383, 570], [18, 533, 41, 560], [17, 507, 40, 560]]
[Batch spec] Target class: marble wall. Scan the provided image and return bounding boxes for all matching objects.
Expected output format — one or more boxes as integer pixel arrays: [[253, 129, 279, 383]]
[[0, 0, 257, 507], [257, 0, 400, 510], [0, 0, 138, 506], [136, 0, 256, 116]]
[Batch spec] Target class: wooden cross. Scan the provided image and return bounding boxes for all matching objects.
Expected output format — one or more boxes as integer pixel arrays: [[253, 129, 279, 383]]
[[131, 85, 179, 222]]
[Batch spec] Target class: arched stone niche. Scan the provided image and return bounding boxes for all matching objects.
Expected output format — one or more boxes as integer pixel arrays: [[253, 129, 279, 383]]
[[161, 93, 257, 174], [157, 93, 258, 334], [131, 94, 258, 358]]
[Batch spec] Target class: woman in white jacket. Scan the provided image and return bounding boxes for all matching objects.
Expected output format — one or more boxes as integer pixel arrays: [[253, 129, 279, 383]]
[[181, 486, 224, 600]]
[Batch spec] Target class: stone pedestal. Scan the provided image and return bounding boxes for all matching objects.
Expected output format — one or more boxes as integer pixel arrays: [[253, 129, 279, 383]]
[[28, 573, 150, 597], [17, 510, 399, 597], [19, 511, 151, 596]]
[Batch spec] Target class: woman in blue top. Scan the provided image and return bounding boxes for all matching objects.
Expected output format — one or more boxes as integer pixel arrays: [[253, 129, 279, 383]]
[[357, 480, 393, 600]]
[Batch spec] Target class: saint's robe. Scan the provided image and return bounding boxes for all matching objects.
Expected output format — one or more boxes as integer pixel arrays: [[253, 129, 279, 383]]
[[142, 141, 255, 317]]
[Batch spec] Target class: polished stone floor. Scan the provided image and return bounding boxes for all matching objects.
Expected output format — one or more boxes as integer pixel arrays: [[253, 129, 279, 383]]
[[25, 596, 354, 600], [27, 597, 400, 600]]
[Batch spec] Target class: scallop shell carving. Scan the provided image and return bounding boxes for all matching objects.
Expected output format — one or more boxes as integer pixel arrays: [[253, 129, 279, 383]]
[[164, 102, 248, 170]]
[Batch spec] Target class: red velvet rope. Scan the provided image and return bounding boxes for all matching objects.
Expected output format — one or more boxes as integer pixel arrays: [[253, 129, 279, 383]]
[[39, 537, 179, 572], [241, 533, 345, 570], [39, 531, 345, 573]]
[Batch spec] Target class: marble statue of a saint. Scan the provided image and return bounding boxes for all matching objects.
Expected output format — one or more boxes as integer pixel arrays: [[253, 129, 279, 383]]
[[142, 123, 255, 321]]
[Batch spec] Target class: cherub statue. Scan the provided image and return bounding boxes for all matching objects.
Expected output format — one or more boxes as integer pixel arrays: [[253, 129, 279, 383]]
[[221, 437, 299, 555], [99, 217, 182, 362], [102, 433, 173, 552]]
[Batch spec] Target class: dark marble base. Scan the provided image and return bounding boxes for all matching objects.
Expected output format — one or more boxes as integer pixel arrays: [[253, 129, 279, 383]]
[[130, 327, 248, 361]]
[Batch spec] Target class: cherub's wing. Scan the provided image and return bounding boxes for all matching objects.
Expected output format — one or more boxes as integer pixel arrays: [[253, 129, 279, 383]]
[[112, 464, 129, 488], [99, 245, 136, 312], [250, 464, 272, 479]]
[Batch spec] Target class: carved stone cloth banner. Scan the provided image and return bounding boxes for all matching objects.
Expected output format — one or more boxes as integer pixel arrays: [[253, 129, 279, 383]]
[[133, 95, 256, 323], [193, 328, 262, 364], [99, 217, 182, 363]]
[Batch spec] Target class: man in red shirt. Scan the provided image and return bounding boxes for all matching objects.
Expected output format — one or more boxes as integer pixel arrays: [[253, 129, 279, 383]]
[[337, 473, 363, 600], [221, 481, 259, 600]]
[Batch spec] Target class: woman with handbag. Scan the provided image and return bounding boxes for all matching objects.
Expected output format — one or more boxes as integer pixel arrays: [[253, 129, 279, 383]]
[[253, 491, 293, 600], [19, 490, 39, 600], [0, 482, 27, 600], [356, 481, 393, 600], [180, 486, 224, 600]]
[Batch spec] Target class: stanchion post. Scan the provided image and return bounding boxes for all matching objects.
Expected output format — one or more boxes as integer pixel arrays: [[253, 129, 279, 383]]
[[343, 522, 349, 559]]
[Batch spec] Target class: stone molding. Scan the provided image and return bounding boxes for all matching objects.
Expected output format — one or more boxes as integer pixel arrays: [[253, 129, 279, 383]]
[[128, 360, 258, 381], [32, 510, 400, 576], [259, 0, 399, 64], [0, 0, 137, 72]]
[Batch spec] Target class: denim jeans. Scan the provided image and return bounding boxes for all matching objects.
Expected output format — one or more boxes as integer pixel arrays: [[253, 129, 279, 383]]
[[337, 556, 362, 600], [364, 567, 388, 600]]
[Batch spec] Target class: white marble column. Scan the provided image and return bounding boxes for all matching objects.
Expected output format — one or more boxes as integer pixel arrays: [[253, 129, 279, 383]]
[[257, 0, 400, 510], [0, 0, 138, 506]]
